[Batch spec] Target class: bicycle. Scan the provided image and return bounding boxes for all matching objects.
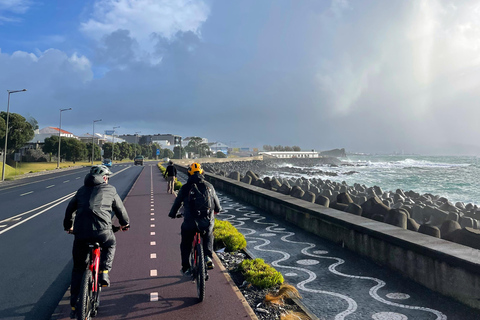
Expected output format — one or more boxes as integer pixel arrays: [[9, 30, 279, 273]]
[[75, 225, 128, 320], [190, 229, 209, 302], [175, 213, 209, 302]]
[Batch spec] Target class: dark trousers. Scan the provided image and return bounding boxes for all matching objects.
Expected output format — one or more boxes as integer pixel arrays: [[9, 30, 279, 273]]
[[180, 220, 213, 270], [70, 230, 116, 307]]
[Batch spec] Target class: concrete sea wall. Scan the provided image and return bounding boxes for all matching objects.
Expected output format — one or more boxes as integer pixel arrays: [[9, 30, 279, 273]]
[[176, 164, 480, 310]]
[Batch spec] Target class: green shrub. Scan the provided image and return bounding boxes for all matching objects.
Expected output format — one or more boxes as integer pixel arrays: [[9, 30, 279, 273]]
[[157, 163, 166, 176], [174, 180, 182, 190], [213, 219, 247, 252], [239, 258, 284, 289]]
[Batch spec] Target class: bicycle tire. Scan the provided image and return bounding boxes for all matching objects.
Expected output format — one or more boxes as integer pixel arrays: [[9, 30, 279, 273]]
[[195, 243, 206, 302], [77, 269, 93, 320]]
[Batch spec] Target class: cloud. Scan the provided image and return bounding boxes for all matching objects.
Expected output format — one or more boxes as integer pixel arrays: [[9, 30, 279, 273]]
[[80, 0, 210, 63], [0, 0, 31, 23]]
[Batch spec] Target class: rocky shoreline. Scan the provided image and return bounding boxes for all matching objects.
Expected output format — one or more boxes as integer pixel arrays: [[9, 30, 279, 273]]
[[202, 158, 480, 251]]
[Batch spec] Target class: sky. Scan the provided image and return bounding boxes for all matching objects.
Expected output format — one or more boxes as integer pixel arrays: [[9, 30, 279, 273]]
[[1, 0, 480, 155]]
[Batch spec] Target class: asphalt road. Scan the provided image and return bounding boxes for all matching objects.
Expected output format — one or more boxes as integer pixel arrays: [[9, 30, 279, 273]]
[[0, 163, 144, 320]]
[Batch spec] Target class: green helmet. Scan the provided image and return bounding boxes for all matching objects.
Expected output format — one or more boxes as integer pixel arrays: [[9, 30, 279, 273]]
[[90, 165, 112, 176]]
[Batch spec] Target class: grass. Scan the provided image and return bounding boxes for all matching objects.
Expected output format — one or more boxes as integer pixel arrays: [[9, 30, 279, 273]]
[[0, 161, 98, 179]]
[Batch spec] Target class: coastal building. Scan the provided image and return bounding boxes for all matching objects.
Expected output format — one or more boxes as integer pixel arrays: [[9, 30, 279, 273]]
[[259, 151, 319, 159]]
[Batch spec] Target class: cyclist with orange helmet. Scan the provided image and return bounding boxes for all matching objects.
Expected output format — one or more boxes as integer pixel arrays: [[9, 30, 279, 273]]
[[168, 162, 222, 275]]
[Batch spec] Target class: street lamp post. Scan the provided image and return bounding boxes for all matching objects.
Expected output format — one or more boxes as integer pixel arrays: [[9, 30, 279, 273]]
[[91, 119, 102, 165], [112, 126, 120, 160], [134, 131, 141, 157], [57, 108, 72, 169], [2, 89, 27, 181]]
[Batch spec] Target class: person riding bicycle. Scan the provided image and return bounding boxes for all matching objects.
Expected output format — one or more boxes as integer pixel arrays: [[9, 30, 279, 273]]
[[168, 162, 222, 275], [64, 164, 130, 318], [164, 160, 177, 194]]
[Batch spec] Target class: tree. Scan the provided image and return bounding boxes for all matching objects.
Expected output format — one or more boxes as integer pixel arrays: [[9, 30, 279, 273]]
[[185, 137, 204, 155], [26, 116, 39, 130], [216, 151, 227, 158], [173, 146, 185, 159], [43, 136, 60, 159], [284, 146, 293, 151], [102, 142, 113, 159], [0, 112, 34, 154], [62, 138, 87, 162], [198, 143, 210, 157], [86, 142, 102, 162], [162, 149, 174, 159], [292, 146, 301, 151], [115, 142, 131, 160]]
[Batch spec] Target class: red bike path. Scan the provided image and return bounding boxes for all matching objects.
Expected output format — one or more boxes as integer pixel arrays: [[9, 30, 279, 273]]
[[52, 164, 257, 320]]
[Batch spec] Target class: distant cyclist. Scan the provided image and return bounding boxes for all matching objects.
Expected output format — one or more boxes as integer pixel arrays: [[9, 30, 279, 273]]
[[64, 165, 130, 318], [168, 162, 222, 275], [164, 160, 177, 194]]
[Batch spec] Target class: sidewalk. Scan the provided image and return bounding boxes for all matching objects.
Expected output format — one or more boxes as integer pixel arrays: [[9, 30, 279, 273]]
[[52, 164, 256, 320]]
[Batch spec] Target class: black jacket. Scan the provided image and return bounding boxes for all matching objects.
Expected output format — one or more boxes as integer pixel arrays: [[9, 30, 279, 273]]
[[168, 173, 221, 221], [64, 173, 130, 235], [165, 164, 177, 177]]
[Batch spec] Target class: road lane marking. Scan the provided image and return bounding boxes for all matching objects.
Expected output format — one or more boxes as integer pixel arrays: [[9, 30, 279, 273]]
[[150, 292, 158, 302], [20, 191, 33, 196], [0, 191, 76, 235], [150, 253, 156, 259], [151, 224, 155, 228], [150, 241, 156, 246], [150, 270, 157, 277], [76, 177, 81, 179], [150, 212, 154, 215], [150, 218, 155, 221], [63, 180, 70, 183], [46, 185, 55, 188], [151, 232, 155, 236]]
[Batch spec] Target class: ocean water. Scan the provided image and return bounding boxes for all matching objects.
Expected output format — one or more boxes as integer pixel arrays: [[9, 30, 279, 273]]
[[271, 155, 480, 206]]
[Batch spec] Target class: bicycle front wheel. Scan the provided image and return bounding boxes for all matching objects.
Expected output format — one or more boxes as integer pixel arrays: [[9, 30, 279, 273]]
[[195, 243, 206, 302], [77, 269, 93, 320]]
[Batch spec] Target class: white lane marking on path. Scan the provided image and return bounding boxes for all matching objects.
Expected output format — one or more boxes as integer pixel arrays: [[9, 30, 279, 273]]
[[151, 224, 155, 228], [150, 292, 159, 302], [150, 270, 157, 276], [76, 177, 81, 179], [46, 185, 55, 188], [151, 232, 155, 236], [20, 191, 33, 196], [150, 241, 156, 245], [151, 218, 155, 221], [63, 180, 70, 183], [151, 253, 157, 259], [151, 212, 154, 215]]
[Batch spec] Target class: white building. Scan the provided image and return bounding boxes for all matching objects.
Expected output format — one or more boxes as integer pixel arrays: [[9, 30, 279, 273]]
[[258, 151, 319, 158]]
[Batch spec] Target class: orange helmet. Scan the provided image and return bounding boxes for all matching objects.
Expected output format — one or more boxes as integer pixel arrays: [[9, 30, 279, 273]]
[[188, 162, 203, 175]]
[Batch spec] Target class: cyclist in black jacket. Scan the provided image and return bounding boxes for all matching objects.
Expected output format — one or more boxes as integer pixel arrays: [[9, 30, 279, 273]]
[[168, 163, 222, 275], [164, 160, 177, 194], [64, 165, 130, 318]]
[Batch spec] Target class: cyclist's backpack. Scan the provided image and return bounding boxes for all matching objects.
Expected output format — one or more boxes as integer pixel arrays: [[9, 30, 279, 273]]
[[188, 181, 213, 234]]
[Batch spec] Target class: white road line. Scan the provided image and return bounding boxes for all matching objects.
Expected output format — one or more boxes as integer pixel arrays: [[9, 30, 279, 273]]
[[63, 180, 70, 183], [150, 208, 154, 211], [0, 192, 76, 235], [151, 224, 155, 228], [150, 218, 155, 221], [150, 270, 157, 277], [150, 292, 158, 302], [150, 212, 154, 215], [150, 241, 156, 246], [20, 191, 33, 196], [46, 185, 55, 188], [0, 225, 7, 228], [76, 177, 81, 179], [151, 253, 157, 259], [151, 232, 155, 236]]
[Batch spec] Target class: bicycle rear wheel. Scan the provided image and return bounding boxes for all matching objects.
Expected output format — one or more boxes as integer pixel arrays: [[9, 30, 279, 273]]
[[195, 243, 206, 302], [77, 269, 93, 320]]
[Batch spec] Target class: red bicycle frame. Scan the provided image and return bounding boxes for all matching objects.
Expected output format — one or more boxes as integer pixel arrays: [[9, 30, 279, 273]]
[[90, 244, 101, 294]]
